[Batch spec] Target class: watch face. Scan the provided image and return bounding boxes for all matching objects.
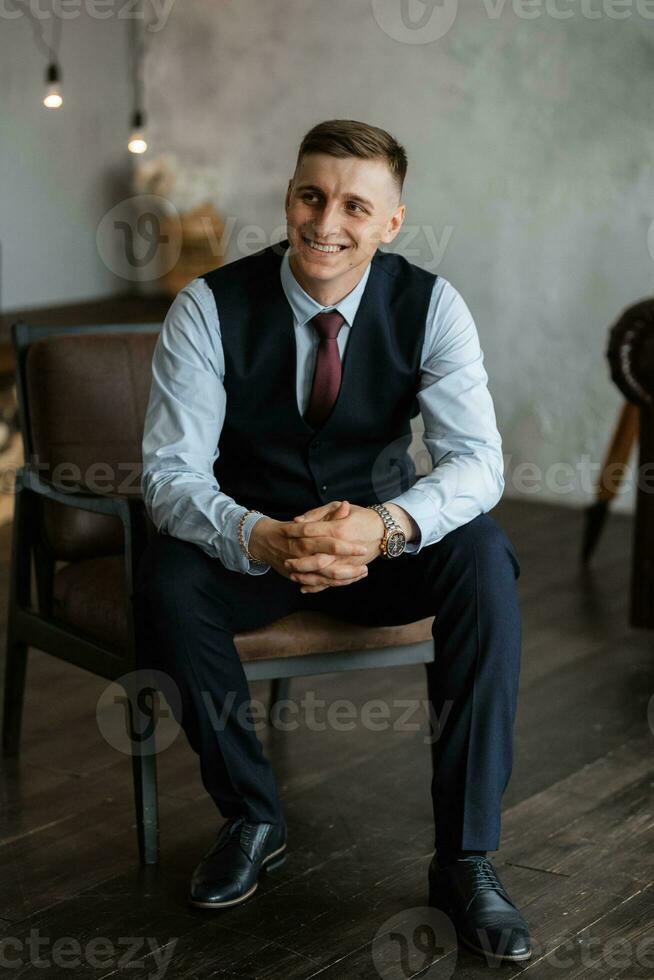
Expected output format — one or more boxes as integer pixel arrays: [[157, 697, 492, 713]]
[[386, 529, 406, 557]]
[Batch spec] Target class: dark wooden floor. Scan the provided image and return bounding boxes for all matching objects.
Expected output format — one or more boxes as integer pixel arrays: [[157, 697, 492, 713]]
[[0, 498, 652, 979]]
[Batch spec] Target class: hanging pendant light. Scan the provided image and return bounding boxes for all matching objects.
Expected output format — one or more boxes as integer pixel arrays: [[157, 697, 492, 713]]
[[43, 61, 63, 109], [14, 1, 64, 109], [128, 109, 147, 154], [128, 6, 149, 155]]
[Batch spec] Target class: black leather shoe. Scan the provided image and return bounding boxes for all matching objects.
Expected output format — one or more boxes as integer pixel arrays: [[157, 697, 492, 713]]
[[428, 855, 531, 963], [189, 815, 287, 909]]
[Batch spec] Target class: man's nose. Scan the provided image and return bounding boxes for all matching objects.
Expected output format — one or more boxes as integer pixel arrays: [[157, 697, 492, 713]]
[[312, 201, 342, 240]]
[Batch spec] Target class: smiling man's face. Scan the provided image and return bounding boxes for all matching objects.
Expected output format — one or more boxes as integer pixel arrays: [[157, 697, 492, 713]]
[[284, 153, 406, 306]]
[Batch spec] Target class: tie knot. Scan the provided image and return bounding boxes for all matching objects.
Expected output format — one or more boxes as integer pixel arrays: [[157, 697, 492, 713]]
[[311, 311, 345, 340]]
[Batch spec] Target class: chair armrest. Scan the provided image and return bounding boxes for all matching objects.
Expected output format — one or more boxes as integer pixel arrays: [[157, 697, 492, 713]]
[[18, 464, 144, 522], [17, 465, 150, 595]]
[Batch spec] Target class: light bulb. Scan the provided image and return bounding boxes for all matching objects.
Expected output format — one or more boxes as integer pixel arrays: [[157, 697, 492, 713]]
[[128, 134, 147, 154], [43, 62, 62, 109], [128, 109, 147, 154]]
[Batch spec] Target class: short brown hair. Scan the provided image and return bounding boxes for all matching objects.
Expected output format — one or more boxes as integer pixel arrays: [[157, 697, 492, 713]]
[[294, 119, 408, 196]]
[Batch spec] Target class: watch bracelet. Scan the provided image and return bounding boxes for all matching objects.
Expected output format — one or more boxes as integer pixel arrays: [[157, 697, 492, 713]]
[[367, 503, 402, 558], [368, 503, 400, 533]]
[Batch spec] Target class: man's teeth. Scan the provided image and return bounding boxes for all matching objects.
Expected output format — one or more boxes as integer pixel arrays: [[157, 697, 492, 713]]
[[304, 237, 344, 253]]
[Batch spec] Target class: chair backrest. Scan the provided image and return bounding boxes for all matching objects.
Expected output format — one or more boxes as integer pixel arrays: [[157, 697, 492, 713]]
[[14, 322, 161, 560]]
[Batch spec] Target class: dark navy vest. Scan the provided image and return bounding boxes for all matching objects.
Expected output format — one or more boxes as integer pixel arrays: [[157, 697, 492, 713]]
[[202, 240, 436, 522]]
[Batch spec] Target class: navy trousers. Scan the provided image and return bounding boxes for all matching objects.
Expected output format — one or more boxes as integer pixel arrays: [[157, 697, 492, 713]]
[[131, 512, 522, 857]]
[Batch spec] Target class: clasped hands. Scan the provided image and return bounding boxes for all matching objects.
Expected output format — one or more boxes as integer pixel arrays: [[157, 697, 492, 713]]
[[248, 500, 385, 594]]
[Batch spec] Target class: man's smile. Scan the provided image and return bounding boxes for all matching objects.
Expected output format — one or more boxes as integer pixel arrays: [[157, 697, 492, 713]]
[[301, 234, 350, 254]]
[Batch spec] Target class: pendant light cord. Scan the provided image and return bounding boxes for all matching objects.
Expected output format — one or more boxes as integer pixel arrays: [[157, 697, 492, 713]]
[[10, 0, 62, 64]]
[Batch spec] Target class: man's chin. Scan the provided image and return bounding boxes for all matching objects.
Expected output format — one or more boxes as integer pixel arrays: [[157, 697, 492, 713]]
[[290, 249, 350, 279], [296, 259, 346, 280]]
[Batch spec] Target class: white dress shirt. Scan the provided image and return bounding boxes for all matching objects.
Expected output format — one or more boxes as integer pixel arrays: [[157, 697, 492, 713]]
[[141, 249, 505, 575]]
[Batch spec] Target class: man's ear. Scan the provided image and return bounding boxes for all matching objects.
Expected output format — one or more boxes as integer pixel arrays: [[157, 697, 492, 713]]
[[380, 203, 406, 245]]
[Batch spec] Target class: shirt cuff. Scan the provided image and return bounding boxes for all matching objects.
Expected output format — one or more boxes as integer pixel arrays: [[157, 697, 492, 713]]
[[384, 490, 433, 555]]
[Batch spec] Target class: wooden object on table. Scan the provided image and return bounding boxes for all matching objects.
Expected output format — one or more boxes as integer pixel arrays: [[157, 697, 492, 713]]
[[158, 202, 225, 297]]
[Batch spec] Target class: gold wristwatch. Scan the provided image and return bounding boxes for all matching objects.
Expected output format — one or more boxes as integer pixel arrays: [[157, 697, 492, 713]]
[[367, 503, 407, 559]]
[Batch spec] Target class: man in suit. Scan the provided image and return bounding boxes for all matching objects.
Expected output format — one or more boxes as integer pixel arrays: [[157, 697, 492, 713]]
[[134, 119, 531, 964]]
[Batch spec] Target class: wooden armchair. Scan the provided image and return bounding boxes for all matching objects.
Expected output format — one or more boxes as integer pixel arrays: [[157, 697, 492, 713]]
[[2, 321, 435, 865]]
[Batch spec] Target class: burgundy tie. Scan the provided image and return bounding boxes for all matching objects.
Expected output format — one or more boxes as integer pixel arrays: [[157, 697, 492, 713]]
[[304, 311, 346, 429]]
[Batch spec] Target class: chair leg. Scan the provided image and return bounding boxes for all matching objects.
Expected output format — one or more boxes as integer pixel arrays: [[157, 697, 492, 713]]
[[269, 677, 291, 723], [2, 632, 28, 757], [126, 692, 160, 866]]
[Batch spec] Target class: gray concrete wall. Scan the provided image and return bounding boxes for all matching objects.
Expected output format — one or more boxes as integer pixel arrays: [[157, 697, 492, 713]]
[[143, 0, 652, 510], [0, 7, 132, 311]]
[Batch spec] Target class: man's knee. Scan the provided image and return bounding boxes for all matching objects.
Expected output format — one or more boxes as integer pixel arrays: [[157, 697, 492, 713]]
[[445, 514, 521, 580]]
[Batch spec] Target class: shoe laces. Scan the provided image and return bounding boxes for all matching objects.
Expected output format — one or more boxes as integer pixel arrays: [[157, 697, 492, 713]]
[[237, 820, 260, 851], [457, 856, 506, 895], [213, 816, 264, 860]]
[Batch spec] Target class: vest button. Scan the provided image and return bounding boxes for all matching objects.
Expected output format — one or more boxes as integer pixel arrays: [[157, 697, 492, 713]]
[[312, 440, 322, 449], [320, 484, 327, 493]]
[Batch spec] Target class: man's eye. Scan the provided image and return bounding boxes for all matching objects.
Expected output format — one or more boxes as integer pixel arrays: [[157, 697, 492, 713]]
[[302, 193, 319, 203], [346, 202, 364, 213]]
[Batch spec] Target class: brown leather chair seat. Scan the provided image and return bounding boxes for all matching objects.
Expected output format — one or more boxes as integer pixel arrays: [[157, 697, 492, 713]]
[[52, 555, 435, 661]]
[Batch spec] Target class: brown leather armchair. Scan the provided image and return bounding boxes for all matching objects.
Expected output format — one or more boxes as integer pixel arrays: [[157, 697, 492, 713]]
[[2, 321, 435, 865]]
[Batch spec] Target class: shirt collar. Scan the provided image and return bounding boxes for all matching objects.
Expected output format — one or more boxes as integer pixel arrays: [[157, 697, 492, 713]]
[[280, 247, 372, 329]]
